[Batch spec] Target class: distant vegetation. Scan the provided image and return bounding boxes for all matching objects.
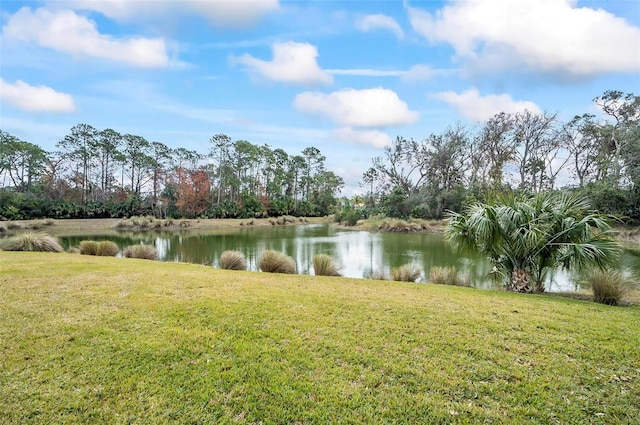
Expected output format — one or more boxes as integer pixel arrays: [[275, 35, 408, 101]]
[[0, 130, 343, 220], [334, 90, 640, 225], [2, 90, 637, 226]]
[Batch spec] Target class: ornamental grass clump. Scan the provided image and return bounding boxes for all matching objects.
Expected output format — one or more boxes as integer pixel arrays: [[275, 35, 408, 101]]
[[391, 264, 422, 282], [79, 240, 99, 255], [0, 231, 63, 252], [219, 250, 247, 271], [97, 241, 119, 257], [367, 270, 388, 281], [258, 250, 296, 274], [123, 244, 158, 261], [429, 266, 471, 286], [312, 254, 342, 276], [588, 269, 635, 306]]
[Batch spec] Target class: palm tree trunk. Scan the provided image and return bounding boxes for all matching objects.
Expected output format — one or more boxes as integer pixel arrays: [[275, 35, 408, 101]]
[[509, 268, 534, 293]]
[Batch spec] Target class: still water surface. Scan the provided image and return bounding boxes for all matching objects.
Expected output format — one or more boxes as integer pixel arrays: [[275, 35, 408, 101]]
[[60, 224, 640, 292]]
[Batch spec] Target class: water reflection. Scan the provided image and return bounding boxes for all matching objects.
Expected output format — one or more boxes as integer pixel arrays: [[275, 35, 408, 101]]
[[59, 224, 640, 292]]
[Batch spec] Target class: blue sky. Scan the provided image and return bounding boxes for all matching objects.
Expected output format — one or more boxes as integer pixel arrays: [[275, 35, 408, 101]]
[[1, 0, 639, 194]]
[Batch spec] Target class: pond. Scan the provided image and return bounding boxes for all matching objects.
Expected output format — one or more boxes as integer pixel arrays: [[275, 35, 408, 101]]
[[59, 224, 640, 292]]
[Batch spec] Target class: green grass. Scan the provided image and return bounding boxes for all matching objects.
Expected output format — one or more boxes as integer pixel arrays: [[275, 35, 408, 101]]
[[1, 252, 639, 424]]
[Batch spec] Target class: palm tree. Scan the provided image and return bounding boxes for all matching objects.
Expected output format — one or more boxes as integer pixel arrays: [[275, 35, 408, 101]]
[[445, 192, 621, 293]]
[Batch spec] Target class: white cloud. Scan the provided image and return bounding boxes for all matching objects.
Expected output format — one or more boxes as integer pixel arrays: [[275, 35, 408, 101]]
[[433, 88, 541, 122], [0, 78, 76, 113], [234, 42, 333, 86], [407, 0, 640, 77], [2, 7, 170, 67], [327, 69, 405, 77], [60, 0, 279, 27], [356, 14, 405, 39], [332, 128, 392, 148], [401, 65, 442, 82], [294, 87, 418, 128]]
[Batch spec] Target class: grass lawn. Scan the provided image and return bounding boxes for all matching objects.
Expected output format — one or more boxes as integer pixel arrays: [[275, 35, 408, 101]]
[[1, 252, 639, 424]]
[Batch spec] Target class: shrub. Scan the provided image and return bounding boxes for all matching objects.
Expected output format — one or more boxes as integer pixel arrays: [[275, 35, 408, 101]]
[[0, 232, 63, 252], [97, 241, 119, 257], [588, 269, 635, 306], [79, 240, 99, 255], [259, 250, 296, 274], [313, 254, 342, 276], [220, 250, 247, 271], [344, 210, 361, 226], [123, 244, 158, 260], [391, 264, 422, 282]]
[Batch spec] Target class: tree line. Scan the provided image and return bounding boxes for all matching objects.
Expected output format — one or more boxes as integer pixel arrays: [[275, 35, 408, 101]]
[[0, 127, 344, 220], [353, 90, 640, 223]]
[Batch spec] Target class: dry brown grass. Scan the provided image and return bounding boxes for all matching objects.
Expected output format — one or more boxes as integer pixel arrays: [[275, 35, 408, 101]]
[[391, 264, 422, 282], [219, 250, 247, 271], [258, 250, 296, 274], [79, 240, 99, 255], [123, 244, 158, 260], [97, 241, 120, 257], [0, 231, 63, 252], [312, 254, 342, 276]]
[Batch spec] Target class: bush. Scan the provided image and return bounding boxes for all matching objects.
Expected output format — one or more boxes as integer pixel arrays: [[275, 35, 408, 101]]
[[123, 244, 158, 260], [588, 269, 634, 306], [97, 241, 119, 257], [0, 232, 63, 252], [429, 266, 471, 286], [219, 250, 247, 271], [79, 240, 99, 255], [391, 264, 422, 282], [258, 250, 296, 274], [344, 210, 361, 226], [312, 254, 342, 276]]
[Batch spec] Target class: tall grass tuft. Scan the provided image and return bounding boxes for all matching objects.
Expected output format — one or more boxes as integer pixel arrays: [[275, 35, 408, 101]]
[[6, 222, 24, 230], [219, 250, 247, 270], [391, 264, 422, 282], [97, 241, 119, 257], [312, 254, 342, 276], [123, 244, 158, 260], [79, 240, 99, 255], [367, 270, 388, 280], [429, 266, 471, 286], [258, 250, 296, 274], [588, 269, 635, 306], [0, 232, 63, 252], [0, 222, 7, 233]]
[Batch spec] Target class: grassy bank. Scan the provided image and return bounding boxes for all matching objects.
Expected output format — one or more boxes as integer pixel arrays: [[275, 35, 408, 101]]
[[2, 216, 329, 236], [1, 252, 639, 424]]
